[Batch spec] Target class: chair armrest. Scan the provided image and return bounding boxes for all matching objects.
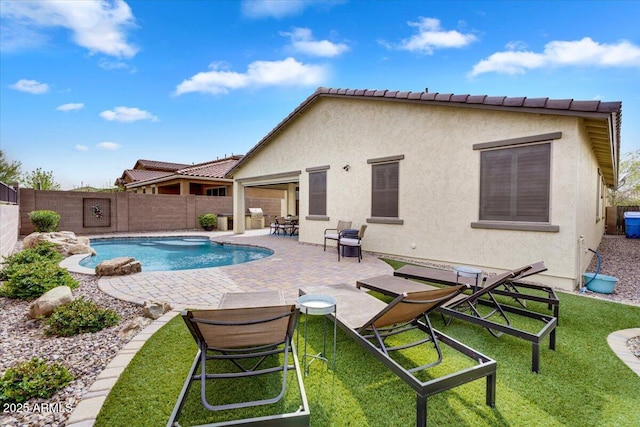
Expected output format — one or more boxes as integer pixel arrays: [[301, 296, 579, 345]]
[[324, 228, 338, 234]]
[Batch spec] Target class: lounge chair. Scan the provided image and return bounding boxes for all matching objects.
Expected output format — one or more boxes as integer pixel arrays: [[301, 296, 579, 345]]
[[323, 220, 352, 251], [337, 224, 367, 262], [298, 283, 496, 427], [394, 261, 560, 320], [357, 266, 558, 373], [166, 304, 310, 427]]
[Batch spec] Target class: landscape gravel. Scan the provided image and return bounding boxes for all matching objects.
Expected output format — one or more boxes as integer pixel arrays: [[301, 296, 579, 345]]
[[0, 235, 638, 426]]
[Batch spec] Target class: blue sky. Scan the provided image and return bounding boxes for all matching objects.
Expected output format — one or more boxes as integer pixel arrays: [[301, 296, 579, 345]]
[[1, 0, 639, 190]]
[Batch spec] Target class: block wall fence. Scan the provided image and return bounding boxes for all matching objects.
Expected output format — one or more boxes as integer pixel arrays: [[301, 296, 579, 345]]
[[18, 189, 282, 236]]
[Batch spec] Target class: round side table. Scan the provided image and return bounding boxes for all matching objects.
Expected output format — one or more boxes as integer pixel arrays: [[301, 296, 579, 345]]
[[296, 294, 337, 376]]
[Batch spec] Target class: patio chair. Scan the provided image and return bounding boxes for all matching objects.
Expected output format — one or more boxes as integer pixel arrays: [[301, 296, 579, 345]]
[[323, 220, 352, 251], [357, 266, 558, 373], [298, 283, 496, 427], [166, 304, 310, 427], [337, 224, 367, 262], [394, 261, 560, 320]]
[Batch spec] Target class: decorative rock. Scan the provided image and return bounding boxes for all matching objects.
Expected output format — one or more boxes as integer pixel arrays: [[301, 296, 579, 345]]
[[23, 231, 95, 257], [118, 316, 151, 339], [28, 286, 74, 318], [95, 257, 142, 276], [142, 301, 172, 320]]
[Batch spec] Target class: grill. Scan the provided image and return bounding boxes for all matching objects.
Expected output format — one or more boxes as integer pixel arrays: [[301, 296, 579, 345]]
[[247, 208, 265, 229]]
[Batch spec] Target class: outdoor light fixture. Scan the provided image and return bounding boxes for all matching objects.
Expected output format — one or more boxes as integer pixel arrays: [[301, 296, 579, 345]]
[[343, 164, 350, 171]]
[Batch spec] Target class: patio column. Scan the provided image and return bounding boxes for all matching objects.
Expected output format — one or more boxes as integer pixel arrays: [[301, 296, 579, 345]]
[[287, 183, 297, 216], [233, 181, 245, 234]]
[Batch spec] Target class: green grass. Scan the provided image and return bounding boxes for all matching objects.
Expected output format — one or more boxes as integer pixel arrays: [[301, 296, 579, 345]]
[[96, 263, 640, 427]]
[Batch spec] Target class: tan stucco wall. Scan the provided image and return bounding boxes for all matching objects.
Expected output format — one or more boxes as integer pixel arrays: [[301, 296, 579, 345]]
[[233, 97, 607, 290]]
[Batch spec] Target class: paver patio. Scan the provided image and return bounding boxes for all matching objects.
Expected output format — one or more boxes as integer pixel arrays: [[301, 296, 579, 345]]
[[66, 229, 393, 309]]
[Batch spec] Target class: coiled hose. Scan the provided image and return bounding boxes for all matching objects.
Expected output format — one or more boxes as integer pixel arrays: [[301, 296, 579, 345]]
[[581, 248, 602, 293]]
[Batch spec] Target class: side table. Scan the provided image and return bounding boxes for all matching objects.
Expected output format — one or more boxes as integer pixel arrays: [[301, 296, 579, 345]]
[[454, 265, 483, 292], [296, 294, 337, 376]]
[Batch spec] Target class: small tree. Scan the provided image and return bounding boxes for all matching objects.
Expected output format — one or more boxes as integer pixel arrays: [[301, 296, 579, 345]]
[[22, 167, 61, 190], [0, 150, 21, 184], [609, 149, 640, 206]]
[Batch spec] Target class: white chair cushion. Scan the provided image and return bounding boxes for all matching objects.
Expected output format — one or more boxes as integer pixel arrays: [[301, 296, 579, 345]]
[[339, 238, 360, 246], [324, 233, 340, 240]]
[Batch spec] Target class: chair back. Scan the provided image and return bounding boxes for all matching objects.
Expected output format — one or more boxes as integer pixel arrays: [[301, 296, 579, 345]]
[[358, 224, 367, 238], [363, 285, 468, 330], [184, 305, 297, 349], [337, 220, 352, 232]]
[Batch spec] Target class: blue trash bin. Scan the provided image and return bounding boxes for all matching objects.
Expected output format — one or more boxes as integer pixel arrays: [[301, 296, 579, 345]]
[[624, 212, 640, 238], [340, 229, 359, 257]]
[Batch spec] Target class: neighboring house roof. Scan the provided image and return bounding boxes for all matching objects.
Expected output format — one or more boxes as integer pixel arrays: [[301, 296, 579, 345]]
[[226, 87, 622, 185], [122, 155, 243, 188], [177, 155, 243, 179], [133, 159, 191, 171]]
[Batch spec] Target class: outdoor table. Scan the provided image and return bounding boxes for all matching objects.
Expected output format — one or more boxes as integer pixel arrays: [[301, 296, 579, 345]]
[[454, 265, 483, 293], [296, 294, 337, 376]]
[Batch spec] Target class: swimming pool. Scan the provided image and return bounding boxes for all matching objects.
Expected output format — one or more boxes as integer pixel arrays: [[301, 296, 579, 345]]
[[79, 236, 273, 271]]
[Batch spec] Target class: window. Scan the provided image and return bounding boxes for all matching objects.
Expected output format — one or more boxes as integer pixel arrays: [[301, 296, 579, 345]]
[[206, 187, 226, 196], [479, 143, 550, 222], [367, 155, 403, 222], [308, 170, 326, 216]]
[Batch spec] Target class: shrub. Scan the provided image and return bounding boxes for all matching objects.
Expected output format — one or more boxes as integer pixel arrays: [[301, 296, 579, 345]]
[[0, 262, 78, 299], [0, 242, 63, 281], [0, 357, 73, 405], [198, 213, 217, 229], [29, 210, 60, 232], [44, 298, 120, 336]]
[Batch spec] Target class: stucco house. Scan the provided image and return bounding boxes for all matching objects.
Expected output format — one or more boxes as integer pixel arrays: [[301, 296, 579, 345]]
[[116, 156, 242, 196], [226, 87, 621, 291]]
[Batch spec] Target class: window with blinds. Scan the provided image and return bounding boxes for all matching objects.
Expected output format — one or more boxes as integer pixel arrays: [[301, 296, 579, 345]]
[[479, 143, 550, 222], [309, 170, 326, 215], [371, 162, 399, 218]]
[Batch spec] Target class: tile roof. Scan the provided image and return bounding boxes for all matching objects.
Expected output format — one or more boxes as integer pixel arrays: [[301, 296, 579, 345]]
[[123, 169, 172, 182], [227, 87, 622, 183], [134, 159, 191, 172], [120, 155, 243, 187], [176, 155, 243, 179]]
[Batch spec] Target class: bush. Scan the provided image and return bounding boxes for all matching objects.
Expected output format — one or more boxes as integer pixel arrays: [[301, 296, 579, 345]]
[[0, 357, 73, 405], [0, 262, 78, 299], [29, 210, 60, 232], [44, 298, 120, 336], [0, 242, 63, 281], [198, 213, 217, 229]]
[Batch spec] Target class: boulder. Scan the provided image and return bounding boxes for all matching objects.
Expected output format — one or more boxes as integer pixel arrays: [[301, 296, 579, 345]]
[[142, 301, 172, 320], [28, 286, 74, 318], [95, 257, 141, 276], [118, 316, 151, 339], [23, 231, 95, 257]]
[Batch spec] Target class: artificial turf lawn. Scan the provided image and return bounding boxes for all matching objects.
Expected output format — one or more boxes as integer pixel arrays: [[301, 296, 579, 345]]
[[95, 274, 640, 426]]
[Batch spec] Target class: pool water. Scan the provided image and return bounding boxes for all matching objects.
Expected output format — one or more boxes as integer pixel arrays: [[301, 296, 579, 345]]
[[80, 237, 273, 271]]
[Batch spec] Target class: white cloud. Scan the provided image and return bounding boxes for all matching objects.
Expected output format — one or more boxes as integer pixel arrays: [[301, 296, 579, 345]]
[[98, 58, 137, 73], [387, 17, 477, 54], [9, 79, 49, 94], [280, 27, 349, 57], [471, 37, 640, 76], [175, 57, 327, 95], [75, 144, 89, 151], [97, 142, 121, 150], [99, 106, 159, 122], [0, 0, 138, 58], [241, 0, 308, 19], [56, 103, 85, 112]]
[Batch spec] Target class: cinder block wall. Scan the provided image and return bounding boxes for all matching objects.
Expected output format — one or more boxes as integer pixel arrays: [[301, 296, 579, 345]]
[[0, 204, 20, 256], [19, 189, 280, 235]]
